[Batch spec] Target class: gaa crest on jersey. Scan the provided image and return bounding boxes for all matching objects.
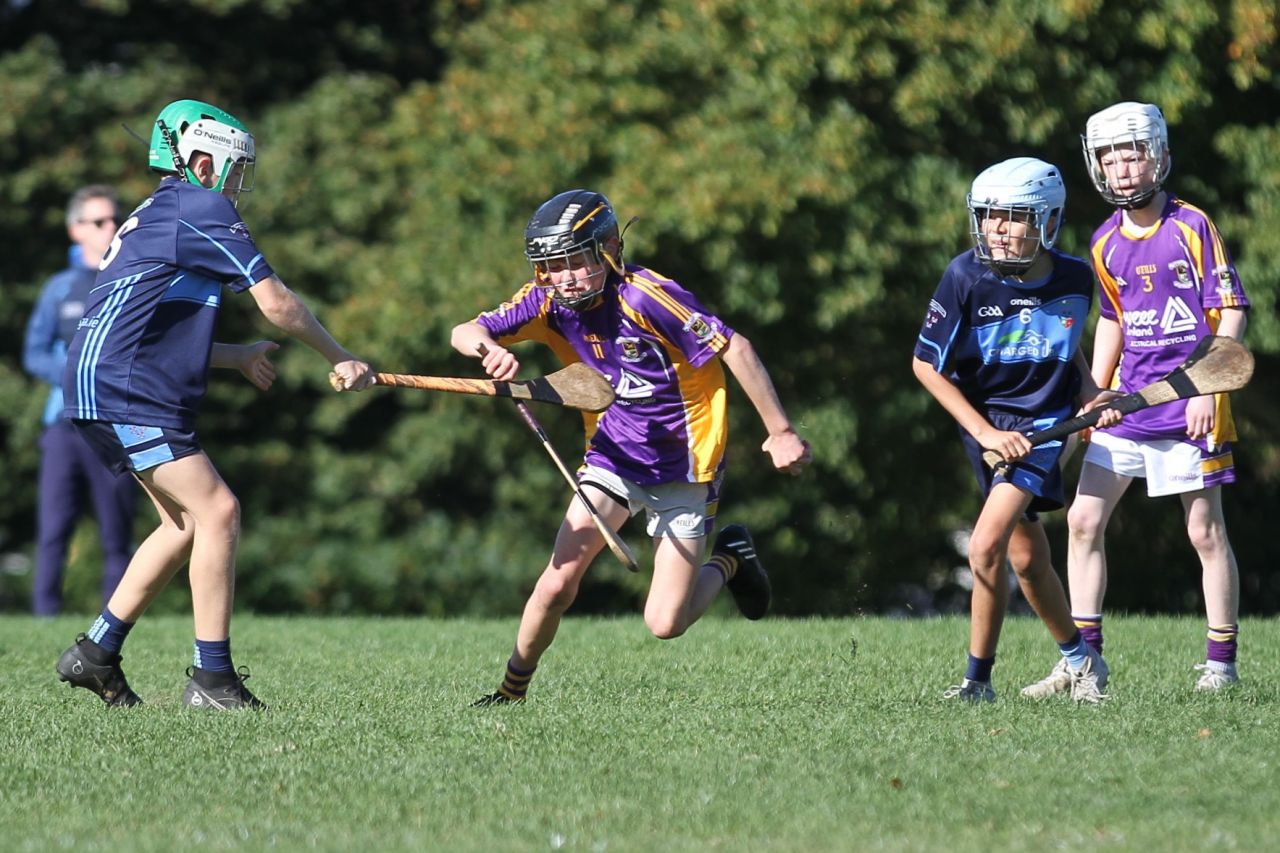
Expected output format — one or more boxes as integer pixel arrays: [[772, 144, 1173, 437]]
[[618, 337, 643, 363], [1167, 260, 1193, 289], [229, 221, 252, 238], [683, 313, 716, 344]]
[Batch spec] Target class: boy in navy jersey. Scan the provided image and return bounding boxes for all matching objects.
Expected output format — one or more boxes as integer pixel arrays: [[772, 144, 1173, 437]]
[[55, 100, 373, 709], [912, 158, 1119, 703]]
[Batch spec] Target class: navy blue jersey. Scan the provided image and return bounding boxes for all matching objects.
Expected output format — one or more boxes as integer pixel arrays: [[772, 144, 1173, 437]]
[[63, 179, 274, 429], [914, 250, 1092, 417]]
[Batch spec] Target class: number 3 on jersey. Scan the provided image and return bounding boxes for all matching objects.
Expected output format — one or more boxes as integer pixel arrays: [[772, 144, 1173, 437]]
[[615, 368, 656, 400]]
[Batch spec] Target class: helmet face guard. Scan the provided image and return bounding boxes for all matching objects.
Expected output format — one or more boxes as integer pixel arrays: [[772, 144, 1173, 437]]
[[149, 100, 256, 206], [1081, 102, 1170, 210], [966, 157, 1065, 278], [524, 190, 623, 309]]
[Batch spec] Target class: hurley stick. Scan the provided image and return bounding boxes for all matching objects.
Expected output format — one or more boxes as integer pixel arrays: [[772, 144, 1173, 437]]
[[475, 345, 639, 573], [983, 335, 1254, 468], [329, 362, 615, 412]]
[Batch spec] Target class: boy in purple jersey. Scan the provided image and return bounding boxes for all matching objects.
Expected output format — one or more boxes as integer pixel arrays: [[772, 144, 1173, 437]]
[[1023, 103, 1250, 699], [54, 99, 373, 710], [451, 189, 811, 704], [913, 158, 1120, 704]]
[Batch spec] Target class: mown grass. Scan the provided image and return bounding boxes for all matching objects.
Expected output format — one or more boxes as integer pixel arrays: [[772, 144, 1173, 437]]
[[2, 614, 1276, 851]]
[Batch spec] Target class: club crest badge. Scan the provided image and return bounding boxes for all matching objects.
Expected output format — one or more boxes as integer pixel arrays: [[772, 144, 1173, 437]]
[[618, 337, 643, 363], [1213, 264, 1237, 296], [925, 299, 946, 329], [1167, 259, 1194, 289], [683, 313, 716, 344]]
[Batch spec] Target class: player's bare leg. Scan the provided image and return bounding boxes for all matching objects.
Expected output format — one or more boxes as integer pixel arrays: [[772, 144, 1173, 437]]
[[1021, 462, 1129, 700], [103, 478, 195, 621], [1066, 463, 1133, 616], [514, 487, 627, 664], [1007, 519, 1075, 641], [138, 453, 241, 641], [134, 453, 263, 709], [1183, 486, 1241, 689], [943, 483, 1024, 701], [473, 488, 626, 705], [642, 535, 712, 639], [965, 483, 1028, 659]]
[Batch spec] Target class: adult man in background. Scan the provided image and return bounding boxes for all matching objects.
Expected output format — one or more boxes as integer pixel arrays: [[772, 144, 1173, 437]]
[[23, 185, 138, 616]]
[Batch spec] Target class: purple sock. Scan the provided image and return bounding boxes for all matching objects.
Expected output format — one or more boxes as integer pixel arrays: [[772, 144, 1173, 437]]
[[1073, 614, 1104, 655], [1207, 624, 1238, 664]]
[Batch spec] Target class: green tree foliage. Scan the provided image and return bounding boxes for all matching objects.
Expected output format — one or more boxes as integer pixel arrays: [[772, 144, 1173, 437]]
[[1, 0, 1276, 614]]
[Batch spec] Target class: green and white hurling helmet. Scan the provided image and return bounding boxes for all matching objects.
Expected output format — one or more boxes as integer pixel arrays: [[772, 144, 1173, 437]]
[[148, 99, 255, 206]]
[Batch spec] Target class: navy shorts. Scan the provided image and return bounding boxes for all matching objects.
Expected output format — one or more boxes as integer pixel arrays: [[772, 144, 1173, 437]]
[[72, 420, 203, 475], [960, 409, 1070, 519]]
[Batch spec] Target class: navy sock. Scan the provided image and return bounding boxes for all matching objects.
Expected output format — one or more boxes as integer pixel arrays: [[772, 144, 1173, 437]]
[[965, 653, 995, 683], [86, 607, 134, 656], [193, 639, 234, 674]]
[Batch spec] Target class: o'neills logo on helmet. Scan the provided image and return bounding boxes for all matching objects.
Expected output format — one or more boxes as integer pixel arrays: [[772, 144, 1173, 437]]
[[192, 127, 251, 153]]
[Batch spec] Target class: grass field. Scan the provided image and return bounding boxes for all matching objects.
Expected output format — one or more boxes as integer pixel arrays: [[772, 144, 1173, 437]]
[[2, 614, 1277, 851]]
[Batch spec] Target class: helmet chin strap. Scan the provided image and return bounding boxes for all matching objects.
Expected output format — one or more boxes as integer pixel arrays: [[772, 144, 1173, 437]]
[[1114, 188, 1160, 210]]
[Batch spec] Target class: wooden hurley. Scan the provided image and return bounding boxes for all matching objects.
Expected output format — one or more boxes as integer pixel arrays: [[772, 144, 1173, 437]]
[[330, 361, 616, 413], [983, 335, 1254, 468]]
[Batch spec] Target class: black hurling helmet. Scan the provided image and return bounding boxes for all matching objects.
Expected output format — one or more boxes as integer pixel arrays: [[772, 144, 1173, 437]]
[[524, 189, 624, 309]]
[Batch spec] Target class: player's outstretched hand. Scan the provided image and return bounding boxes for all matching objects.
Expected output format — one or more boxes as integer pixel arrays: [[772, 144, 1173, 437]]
[[763, 430, 811, 475], [239, 341, 280, 391], [330, 359, 374, 392]]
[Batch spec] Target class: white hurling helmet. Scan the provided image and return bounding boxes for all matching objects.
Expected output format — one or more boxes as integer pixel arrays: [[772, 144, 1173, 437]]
[[966, 157, 1066, 277], [1081, 101, 1170, 209]]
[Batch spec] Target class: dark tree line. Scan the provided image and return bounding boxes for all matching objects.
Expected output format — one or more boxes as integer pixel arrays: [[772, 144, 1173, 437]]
[[2, 0, 1276, 615]]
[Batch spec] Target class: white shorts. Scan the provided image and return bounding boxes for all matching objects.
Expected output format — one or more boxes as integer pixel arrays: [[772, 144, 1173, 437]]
[[578, 464, 713, 540], [1083, 431, 1211, 497]]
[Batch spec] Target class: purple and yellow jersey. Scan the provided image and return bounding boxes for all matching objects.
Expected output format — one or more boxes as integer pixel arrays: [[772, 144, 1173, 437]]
[[63, 179, 273, 430], [1090, 194, 1250, 442], [475, 265, 733, 485], [914, 250, 1093, 418]]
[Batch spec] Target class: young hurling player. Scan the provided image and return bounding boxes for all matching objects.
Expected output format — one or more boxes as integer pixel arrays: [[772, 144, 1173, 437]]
[[55, 100, 373, 710], [451, 189, 811, 704], [913, 158, 1121, 704], [1022, 103, 1250, 698]]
